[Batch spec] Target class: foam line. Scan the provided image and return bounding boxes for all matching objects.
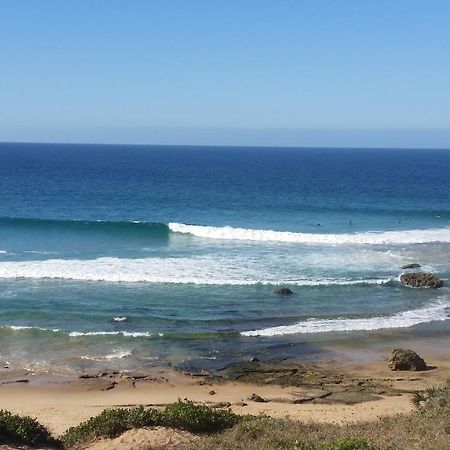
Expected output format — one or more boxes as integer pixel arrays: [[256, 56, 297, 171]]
[[241, 300, 450, 336], [0, 256, 392, 286]]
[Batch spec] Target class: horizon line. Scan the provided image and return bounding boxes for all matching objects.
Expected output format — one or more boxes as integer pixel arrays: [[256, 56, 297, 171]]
[[1, 140, 450, 151]]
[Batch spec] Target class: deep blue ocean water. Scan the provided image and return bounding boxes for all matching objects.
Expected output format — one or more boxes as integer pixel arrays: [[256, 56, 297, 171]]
[[0, 143, 449, 372]]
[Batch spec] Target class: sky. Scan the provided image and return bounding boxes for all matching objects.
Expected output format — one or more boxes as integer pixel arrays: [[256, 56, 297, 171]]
[[1, 0, 450, 148]]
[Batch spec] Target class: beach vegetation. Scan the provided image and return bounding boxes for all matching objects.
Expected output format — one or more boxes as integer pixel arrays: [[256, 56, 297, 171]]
[[189, 380, 450, 449], [61, 400, 239, 447], [0, 409, 59, 447], [330, 437, 370, 450]]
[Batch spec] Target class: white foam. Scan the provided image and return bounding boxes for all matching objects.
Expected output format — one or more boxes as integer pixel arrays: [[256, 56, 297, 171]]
[[6, 325, 60, 332], [113, 316, 128, 322], [0, 250, 7, 254], [69, 331, 159, 337], [1, 325, 162, 338], [0, 256, 393, 285], [169, 223, 450, 245], [80, 350, 132, 361], [241, 299, 450, 336]]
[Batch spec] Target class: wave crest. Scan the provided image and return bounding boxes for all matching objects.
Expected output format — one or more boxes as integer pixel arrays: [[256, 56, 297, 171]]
[[169, 223, 450, 245]]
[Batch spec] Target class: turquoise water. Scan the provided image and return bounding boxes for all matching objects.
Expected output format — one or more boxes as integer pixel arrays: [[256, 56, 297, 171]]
[[0, 143, 449, 372]]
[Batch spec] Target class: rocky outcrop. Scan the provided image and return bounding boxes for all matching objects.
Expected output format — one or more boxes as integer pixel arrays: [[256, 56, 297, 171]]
[[274, 288, 294, 296], [401, 263, 421, 269], [388, 348, 427, 371], [400, 272, 443, 288], [247, 393, 267, 402]]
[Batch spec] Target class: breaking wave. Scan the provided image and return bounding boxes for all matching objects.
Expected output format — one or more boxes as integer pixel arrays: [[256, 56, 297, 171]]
[[169, 223, 450, 245], [241, 299, 450, 336], [1, 217, 449, 246]]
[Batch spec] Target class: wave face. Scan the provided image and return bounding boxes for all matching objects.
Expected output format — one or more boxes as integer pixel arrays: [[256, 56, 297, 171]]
[[0, 217, 169, 236], [241, 299, 450, 336], [169, 223, 450, 245]]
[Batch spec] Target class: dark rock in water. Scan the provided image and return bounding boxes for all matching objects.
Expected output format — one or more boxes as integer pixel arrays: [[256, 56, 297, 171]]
[[248, 393, 267, 402], [388, 348, 427, 371], [274, 288, 294, 296], [401, 263, 421, 269], [400, 272, 443, 288]]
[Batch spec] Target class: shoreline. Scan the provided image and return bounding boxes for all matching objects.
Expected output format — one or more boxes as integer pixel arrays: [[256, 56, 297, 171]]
[[1, 335, 449, 437]]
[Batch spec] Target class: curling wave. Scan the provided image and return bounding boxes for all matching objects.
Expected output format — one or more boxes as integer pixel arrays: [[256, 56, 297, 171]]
[[241, 299, 450, 336], [169, 222, 450, 245]]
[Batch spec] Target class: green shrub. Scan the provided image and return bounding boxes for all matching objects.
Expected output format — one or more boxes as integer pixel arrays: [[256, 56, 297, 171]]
[[62, 401, 240, 448], [62, 406, 164, 448], [0, 409, 58, 447], [163, 399, 239, 433], [331, 437, 370, 450]]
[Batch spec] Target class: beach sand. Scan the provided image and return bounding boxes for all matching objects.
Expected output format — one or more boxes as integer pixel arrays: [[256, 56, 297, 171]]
[[1, 337, 449, 444]]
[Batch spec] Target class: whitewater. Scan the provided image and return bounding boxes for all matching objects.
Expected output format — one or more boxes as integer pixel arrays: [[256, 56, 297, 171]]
[[169, 222, 450, 245]]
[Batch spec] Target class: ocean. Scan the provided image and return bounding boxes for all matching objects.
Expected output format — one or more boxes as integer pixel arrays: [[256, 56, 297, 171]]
[[0, 142, 449, 373]]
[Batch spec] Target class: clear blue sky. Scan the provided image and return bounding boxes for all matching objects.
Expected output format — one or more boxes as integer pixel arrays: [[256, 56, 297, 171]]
[[1, 0, 449, 147]]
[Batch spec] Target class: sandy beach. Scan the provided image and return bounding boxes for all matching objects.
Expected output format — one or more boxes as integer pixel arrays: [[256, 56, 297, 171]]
[[1, 337, 449, 442]]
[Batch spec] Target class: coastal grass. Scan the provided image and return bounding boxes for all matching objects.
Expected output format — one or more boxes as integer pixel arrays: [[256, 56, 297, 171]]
[[189, 412, 450, 449], [0, 409, 60, 447], [188, 380, 450, 450]]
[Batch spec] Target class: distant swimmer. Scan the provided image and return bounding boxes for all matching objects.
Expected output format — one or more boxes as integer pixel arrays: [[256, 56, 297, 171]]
[[317, 223, 321, 227]]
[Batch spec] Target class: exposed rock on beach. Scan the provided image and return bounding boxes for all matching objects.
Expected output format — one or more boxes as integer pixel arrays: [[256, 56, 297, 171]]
[[388, 349, 428, 371]]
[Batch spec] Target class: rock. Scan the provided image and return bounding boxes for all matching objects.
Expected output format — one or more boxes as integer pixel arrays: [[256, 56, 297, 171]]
[[0, 379, 29, 385], [272, 391, 332, 404], [400, 272, 443, 288], [401, 263, 421, 269], [210, 401, 231, 408], [248, 393, 267, 403], [274, 288, 294, 296], [234, 401, 248, 407], [388, 349, 428, 371], [209, 390, 216, 395]]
